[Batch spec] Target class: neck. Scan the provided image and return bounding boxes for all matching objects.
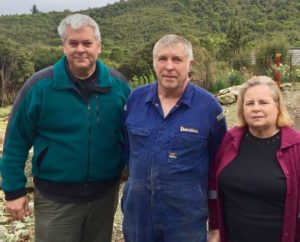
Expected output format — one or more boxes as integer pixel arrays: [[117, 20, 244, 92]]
[[248, 126, 280, 138], [69, 65, 96, 80], [158, 85, 186, 118], [158, 81, 188, 99]]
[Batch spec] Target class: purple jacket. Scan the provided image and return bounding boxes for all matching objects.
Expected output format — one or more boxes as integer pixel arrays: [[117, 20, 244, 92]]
[[208, 126, 300, 242]]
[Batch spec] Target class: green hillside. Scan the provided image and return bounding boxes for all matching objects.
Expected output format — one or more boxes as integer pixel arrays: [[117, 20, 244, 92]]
[[0, 0, 300, 104], [1, 0, 300, 48]]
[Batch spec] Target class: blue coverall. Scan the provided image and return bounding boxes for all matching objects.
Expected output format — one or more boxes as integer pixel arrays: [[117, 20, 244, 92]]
[[122, 82, 226, 242]]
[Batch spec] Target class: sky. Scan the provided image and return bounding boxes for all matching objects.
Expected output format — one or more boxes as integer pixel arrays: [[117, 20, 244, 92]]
[[0, 0, 119, 16]]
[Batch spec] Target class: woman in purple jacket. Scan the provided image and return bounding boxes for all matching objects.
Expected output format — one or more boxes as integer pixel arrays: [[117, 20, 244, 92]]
[[208, 76, 300, 242]]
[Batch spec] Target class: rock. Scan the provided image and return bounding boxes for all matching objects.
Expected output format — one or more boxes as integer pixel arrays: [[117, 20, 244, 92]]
[[16, 229, 30, 240], [280, 83, 292, 92], [217, 93, 237, 105], [0, 225, 8, 239]]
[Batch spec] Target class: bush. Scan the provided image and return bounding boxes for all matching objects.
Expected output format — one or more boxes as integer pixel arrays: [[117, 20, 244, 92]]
[[130, 72, 156, 89], [210, 79, 230, 93], [228, 70, 244, 86]]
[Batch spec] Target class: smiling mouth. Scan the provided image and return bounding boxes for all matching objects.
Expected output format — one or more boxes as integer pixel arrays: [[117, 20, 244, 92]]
[[163, 75, 176, 79]]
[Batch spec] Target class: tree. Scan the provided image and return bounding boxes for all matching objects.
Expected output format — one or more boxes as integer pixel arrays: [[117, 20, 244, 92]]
[[119, 41, 155, 80], [31, 4, 39, 14], [31, 44, 63, 71], [0, 38, 34, 106], [219, 18, 252, 61]]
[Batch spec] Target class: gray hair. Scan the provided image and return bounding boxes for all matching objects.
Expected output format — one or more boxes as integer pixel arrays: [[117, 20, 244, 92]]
[[153, 34, 193, 61], [58, 14, 101, 42]]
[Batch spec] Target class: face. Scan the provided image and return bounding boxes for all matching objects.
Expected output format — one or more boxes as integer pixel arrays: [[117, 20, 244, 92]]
[[154, 43, 192, 95], [243, 85, 279, 135], [63, 26, 101, 78]]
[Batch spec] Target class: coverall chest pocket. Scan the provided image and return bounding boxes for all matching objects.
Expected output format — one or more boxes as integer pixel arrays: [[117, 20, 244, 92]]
[[127, 127, 151, 161], [168, 134, 207, 163]]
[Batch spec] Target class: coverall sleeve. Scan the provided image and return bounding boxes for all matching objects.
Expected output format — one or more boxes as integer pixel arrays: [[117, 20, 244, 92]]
[[208, 103, 227, 162], [122, 104, 130, 167], [0, 83, 39, 200]]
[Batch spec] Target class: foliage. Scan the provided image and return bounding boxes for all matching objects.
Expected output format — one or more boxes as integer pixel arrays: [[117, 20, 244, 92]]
[[209, 79, 230, 93], [190, 44, 215, 89], [265, 63, 300, 83], [31, 44, 63, 71], [0, 38, 34, 105], [130, 72, 156, 89], [0, 0, 300, 98], [254, 38, 290, 75], [228, 70, 245, 86]]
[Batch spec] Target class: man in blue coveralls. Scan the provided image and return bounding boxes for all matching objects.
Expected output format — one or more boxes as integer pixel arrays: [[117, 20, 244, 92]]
[[122, 34, 227, 242]]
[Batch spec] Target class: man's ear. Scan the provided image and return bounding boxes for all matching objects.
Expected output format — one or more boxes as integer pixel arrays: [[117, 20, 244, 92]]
[[97, 42, 102, 55], [188, 60, 193, 72]]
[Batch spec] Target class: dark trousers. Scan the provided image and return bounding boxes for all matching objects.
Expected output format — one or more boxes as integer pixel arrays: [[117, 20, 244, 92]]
[[34, 184, 119, 242]]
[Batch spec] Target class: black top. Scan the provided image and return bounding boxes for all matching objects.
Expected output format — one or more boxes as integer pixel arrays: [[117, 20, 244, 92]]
[[219, 130, 286, 242]]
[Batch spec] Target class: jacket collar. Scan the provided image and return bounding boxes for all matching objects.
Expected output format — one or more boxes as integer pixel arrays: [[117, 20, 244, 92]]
[[52, 56, 112, 90], [280, 126, 300, 149], [228, 126, 300, 149], [145, 81, 194, 108]]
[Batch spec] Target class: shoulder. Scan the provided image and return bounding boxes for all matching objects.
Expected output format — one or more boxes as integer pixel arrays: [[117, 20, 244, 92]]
[[223, 126, 246, 142], [16, 66, 53, 101], [192, 84, 219, 103], [24, 66, 53, 89], [109, 68, 127, 83], [128, 83, 154, 100], [281, 126, 300, 144], [106, 66, 130, 95], [191, 84, 223, 114]]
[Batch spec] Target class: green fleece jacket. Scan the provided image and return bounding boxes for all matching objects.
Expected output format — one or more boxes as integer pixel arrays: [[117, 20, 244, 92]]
[[0, 57, 130, 195]]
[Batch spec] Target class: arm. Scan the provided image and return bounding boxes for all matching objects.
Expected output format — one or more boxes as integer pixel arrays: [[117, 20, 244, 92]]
[[208, 103, 227, 162], [0, 82, 39, 219], [208, 106, 227, 233], [121, 103, 130, 182]]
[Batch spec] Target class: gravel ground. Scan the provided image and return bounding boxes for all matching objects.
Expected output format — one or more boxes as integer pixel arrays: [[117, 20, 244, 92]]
[[0, 82, 299, 242]]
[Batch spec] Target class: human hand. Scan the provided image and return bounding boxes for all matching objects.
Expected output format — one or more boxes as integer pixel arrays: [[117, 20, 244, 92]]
[[207, 229, 220, 242], [120, 168, 129, 183], [5, 196, 31, 221]]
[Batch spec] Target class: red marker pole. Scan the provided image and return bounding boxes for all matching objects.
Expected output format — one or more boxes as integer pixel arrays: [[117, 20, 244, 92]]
[[275, 53, 281, 87]]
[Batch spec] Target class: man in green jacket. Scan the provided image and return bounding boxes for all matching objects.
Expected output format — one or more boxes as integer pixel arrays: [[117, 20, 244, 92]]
[[0, 14, 130, 242]]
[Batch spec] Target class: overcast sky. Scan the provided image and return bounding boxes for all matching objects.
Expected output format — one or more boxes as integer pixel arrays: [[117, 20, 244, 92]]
[[0, 0, 119, 16]]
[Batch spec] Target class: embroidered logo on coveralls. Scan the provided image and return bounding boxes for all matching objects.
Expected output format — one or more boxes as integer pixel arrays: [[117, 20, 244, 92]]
[[180, 126, 199, 134]]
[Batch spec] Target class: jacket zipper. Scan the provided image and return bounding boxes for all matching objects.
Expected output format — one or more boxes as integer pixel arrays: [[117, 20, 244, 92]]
[[86, 102, 92, 183]]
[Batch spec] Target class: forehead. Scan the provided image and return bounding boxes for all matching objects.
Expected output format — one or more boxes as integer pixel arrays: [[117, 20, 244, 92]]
[[244, 85, 274, 99], [155, 43, 187, 57], [65, 26, 96, 40]]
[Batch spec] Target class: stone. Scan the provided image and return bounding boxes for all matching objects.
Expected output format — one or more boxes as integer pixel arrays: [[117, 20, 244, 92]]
[[0, 225, 8, 239], [280, 83, 292, 92], [217, 93, 237, 105]]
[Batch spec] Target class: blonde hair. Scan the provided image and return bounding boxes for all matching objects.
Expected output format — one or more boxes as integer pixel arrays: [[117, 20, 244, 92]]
[[237, 76, 293, 127]]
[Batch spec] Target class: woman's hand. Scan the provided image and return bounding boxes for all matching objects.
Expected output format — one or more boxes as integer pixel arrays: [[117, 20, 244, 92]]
[[207, 229, 220, 242]]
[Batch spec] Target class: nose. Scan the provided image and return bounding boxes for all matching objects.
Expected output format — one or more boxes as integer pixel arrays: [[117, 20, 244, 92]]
[[75, 44, 85, 53], [165, 59, 174, 70], [252, 102, 261, 111]]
